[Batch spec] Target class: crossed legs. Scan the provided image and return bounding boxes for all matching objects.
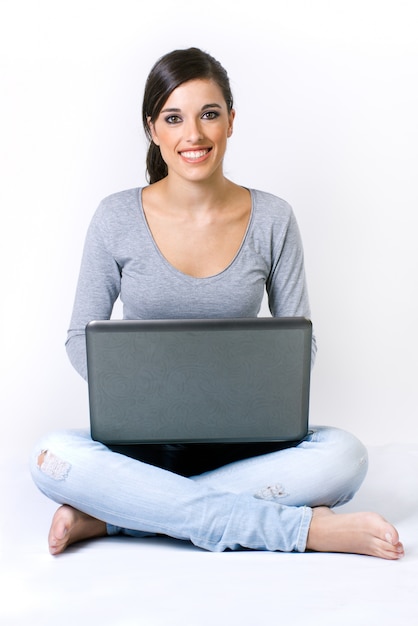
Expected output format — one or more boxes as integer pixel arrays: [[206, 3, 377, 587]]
[[32, 427, 404, 559]]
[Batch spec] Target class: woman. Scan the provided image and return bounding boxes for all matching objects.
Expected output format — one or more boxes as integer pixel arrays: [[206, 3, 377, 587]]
[[30, 47, 403, 559]]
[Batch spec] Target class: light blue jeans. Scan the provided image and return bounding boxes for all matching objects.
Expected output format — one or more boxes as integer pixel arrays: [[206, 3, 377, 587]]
[[30, 426, 368, 553]]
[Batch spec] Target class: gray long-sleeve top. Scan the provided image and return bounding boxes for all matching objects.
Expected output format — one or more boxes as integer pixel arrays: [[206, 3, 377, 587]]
[[66, 187, 316, 379]]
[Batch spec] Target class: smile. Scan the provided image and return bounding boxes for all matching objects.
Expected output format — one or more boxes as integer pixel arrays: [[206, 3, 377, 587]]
[[179, 149, 211, 160]]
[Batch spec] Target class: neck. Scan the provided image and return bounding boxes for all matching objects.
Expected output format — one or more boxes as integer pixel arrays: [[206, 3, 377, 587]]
[[156, 173, 234, 213]]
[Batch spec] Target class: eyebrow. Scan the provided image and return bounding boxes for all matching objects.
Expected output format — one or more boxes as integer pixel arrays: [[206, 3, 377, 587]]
[[160, 103, 223, 114]]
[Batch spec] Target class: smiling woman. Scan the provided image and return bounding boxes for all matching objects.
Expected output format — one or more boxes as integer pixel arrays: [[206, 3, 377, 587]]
[[142, 77, 246, 278], [145, 79, 235, 191], [30, 47, 403, 561], [142, 47, 234, 184]]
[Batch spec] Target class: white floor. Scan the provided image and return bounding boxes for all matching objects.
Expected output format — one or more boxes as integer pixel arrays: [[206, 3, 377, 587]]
[[1, 444, 418, 626]]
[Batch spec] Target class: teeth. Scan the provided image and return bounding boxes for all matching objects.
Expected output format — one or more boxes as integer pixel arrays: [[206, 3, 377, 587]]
[[181, 150, 208, 159]]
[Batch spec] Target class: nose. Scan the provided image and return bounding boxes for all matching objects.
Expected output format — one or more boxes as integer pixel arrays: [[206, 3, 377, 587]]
[[184, 118, 203, 143]]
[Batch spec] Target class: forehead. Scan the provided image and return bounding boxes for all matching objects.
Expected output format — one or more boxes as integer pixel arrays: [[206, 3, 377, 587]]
[[162, 79, 226, 109]]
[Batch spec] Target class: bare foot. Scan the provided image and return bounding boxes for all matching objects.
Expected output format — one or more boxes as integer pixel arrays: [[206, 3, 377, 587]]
[[48, 505, 107, 555], [306, 507, 404, 560]]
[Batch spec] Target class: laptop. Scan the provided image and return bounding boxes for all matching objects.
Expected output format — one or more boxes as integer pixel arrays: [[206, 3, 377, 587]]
[[85, 317, 312, 445]]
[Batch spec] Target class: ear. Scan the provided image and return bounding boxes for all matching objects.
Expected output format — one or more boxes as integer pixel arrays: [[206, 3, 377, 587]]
[[227, 109, 235, 138], [147, 117, 160, 146]]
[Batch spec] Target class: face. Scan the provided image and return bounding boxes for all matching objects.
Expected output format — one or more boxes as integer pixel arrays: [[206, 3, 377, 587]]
[[148, 79, 235, 183]]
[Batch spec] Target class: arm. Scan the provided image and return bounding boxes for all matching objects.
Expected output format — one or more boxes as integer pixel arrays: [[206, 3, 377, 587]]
[[65, 203, 121, 380], [266, 208, 317, 365]]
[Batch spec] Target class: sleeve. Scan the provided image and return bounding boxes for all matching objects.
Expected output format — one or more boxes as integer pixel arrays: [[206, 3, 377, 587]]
[[266, 209, 317, 366], [65, 205, 122, 380]]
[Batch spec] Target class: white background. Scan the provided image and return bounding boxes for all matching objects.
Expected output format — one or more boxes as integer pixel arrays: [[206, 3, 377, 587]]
[[1, 0, 417, 456]]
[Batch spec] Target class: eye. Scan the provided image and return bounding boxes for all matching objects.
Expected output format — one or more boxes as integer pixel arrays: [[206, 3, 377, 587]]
[[165, 115, 182, 124], [202, 111, 220, 120]]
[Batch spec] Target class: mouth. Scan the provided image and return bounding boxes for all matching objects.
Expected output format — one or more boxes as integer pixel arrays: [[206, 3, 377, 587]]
[[179, 148, 211, 161]]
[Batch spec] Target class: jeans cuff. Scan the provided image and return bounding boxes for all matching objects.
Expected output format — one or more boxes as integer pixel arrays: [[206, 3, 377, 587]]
[[295, 506, 313, 552], [106, 523, 121, 536]]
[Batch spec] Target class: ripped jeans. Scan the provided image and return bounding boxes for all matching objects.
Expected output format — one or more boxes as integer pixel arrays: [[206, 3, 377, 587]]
[[29, 426, 368, 553]]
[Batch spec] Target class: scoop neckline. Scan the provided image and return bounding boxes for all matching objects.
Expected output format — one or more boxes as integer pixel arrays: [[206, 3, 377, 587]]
[[137, 187, 254, 281]]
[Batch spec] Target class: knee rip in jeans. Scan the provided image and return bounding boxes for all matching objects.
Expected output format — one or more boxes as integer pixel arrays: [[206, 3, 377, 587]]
[[254, 483, 288, 501], [37, 450, 71, 480]]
